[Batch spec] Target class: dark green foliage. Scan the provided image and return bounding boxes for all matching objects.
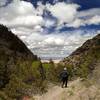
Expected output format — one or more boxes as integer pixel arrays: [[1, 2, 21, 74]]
[[0, 91, 12, 100], [32, 61, 47, 94], [3, 74, 31, 99], [42, 59, 57, 82], [0, 53, 37, 99], [0, 25, 44, 99], [54, 63, 64, 81]]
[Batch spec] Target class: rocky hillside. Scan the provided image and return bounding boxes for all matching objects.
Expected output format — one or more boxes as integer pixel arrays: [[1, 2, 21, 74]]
[[0, 24, 37, 61], [0, 25, 42, 99], [71, 34, 100, 56], [60, 34, 100, 78]]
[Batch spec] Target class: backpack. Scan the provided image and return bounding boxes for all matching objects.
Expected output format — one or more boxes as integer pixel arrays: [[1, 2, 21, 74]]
[[60, 71, 68, 78]]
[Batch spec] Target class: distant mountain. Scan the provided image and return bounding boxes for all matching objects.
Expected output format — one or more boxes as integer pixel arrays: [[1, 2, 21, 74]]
[[61, 34, 100, 78]]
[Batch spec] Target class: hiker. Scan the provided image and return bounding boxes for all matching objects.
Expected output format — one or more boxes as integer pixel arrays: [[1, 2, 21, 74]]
[[60, 67, 68, 88]]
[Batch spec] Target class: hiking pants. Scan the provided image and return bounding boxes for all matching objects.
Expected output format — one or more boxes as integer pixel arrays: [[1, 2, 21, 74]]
[[62, 77, 68, 87]]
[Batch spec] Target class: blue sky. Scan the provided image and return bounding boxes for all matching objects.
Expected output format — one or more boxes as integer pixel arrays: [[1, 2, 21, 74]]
[[0, 0, 100, 60], [28, 0, 100, 10]]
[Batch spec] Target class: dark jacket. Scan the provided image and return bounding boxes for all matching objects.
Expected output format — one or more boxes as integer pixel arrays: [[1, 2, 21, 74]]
[[60, 70, 68, 80]]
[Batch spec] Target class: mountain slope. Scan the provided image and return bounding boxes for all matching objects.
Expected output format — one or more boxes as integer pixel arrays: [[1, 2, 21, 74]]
[[60, 34, 100, 78], [71, 34, 100, 56], [0, 25, 42, 99], [0, 24, 37, 61]]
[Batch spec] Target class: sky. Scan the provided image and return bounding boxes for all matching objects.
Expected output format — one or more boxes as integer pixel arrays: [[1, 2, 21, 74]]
[[0, 0, 100, 60]]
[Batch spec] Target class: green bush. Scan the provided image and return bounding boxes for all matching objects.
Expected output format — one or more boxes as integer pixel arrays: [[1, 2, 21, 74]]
[[4, 74, 31, 99]]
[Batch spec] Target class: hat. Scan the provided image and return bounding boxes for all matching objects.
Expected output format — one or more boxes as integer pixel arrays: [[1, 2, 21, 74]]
[[64, 67, 67, 70]]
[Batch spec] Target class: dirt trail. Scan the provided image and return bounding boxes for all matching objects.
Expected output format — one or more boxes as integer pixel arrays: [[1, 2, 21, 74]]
[[33, 78, 100, 100], [33, 79, 83, 100], [32, 63, 100, 100], [34, 85, 63, 100]]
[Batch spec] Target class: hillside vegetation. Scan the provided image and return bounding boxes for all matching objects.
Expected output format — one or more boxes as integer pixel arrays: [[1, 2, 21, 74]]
[[60, 34, 100, 79], [0, 25, 45, 99]]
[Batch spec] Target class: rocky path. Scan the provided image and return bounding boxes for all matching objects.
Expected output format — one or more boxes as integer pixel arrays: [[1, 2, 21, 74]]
[[33, 79, 83, 100], [33, 78, 100, 100]]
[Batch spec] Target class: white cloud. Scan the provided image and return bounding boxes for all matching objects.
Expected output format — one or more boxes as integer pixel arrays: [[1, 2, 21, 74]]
[[87, 15, 100, 25], [0, 15, 44, 28], [36, 2, 46, 15], [44, 37, 64, 46], [56, 7, 100, 28], [0, 0, 44, 29], [7, 0, 34, 15], [77, 8, 100, 18], [0, 0, 8, 6], [68, 8, 100, 28], [45, 18, 56, 27], [66, 19, 85, 28], [46, 2, 79, 25], [24, 30, 97, 59], [97, 30, 100, 34], [0, 0, 34, 20], [0, 0, 99, 60], [66, 15, 100, 28]]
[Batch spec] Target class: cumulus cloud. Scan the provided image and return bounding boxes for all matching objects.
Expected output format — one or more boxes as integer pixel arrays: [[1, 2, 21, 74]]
[[87, 15, 100, 25], [66, 19, 85, 28], [68, 8, 100, 28], [0, 15, 44, 28], [0, 0, 44, 29], [77, 8, 100, 18], [0, 0, 8, 7], [44, 18, 56, 28], [66, 15, 100, 28], [46, 2, 79, 25], [24, 30, 97, 59], [43, 37, 64, 46], [0, 0, 99, 60], [0, 0, 34, 17]]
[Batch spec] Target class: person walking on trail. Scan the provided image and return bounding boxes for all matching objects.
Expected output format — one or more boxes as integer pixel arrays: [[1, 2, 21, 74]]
[[60, 67, 68, 88]]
